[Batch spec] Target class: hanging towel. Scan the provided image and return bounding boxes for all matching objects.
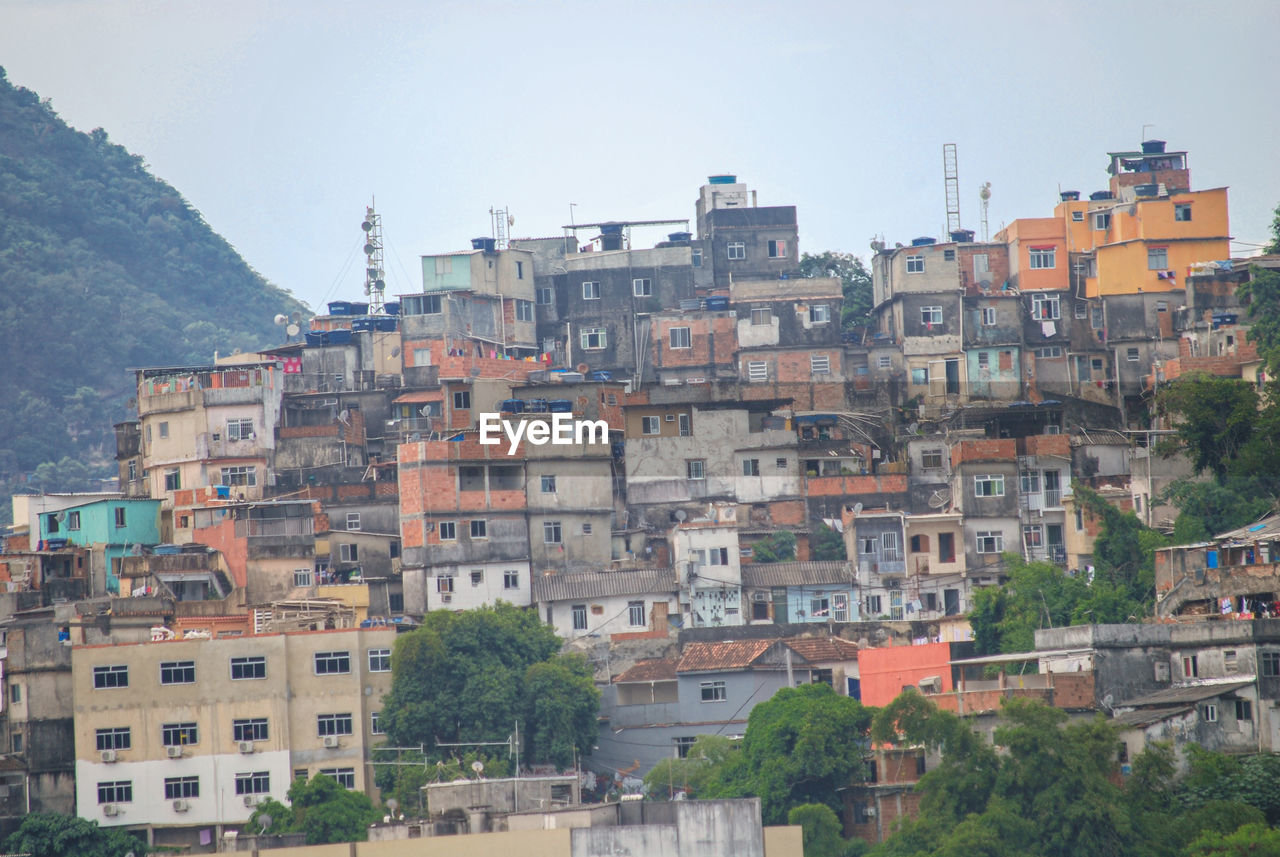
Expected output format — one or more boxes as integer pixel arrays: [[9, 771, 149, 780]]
[[1041, 320, 1056, 337]]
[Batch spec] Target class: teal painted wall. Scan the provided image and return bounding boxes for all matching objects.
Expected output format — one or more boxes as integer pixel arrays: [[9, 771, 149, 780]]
[[420, 252, 475, 292], [39, 499, 162, 593]]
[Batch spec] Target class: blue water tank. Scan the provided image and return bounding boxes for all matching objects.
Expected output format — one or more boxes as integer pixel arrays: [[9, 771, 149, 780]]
[[374, 317, 398, 332], [910, 236, 937, 247], [705, 296, 729, 311], [708, 175, 737, 184], [590, 370, 613, 381], [383, 302, 401, 316], [499, 399, 524, 413], [668, 232, 692, 242], [327, 329, 353, 345], [351, 318, 375, 332], [1089, 190, 1115, 201], [349, 302, 369, 315], [548, 399, 573, 413], [470, 237, 496, 252], [328, 301, 353, 315], [215, 485, 231, 499], [305, 331, 326, 346]]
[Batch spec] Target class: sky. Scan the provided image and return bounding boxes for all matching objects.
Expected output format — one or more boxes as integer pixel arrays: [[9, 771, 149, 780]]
[[2, 0, 1278, 312]]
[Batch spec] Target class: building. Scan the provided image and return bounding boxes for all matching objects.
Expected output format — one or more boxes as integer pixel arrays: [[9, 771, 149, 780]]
[[35, 497, 161, 595], [696, 176, 799, 289]]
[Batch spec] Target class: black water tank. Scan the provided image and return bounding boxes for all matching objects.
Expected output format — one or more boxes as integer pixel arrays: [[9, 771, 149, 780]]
[[911, 236, 937, 247], [1141, 139, 1167, 154], [1060, 191, 1080, 202]]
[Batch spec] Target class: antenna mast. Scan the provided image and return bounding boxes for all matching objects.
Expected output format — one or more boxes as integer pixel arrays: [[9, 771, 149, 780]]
[[490, 206, 512, 251], [361, 200, 386, 314], [979, 182, 992, 243], [943, 143, 961, 235]]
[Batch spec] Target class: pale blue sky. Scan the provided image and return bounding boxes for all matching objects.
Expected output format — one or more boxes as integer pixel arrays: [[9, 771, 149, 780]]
[[3, 0, 1277, 311]]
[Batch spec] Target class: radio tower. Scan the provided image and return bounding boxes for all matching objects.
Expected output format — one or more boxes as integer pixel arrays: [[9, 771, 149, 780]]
[[943, 143, 961, 235], [979, 182, 992, 243], [361, 201, 386, 314]]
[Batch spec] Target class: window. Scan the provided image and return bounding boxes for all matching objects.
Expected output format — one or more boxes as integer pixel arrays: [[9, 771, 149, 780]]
[[318, 713, 354, 737], [1262, 652, 1280, 676], [1020, 471, 1041, 495], [515, 299, 534, 322], [536, 286, 553, 305], [319, 767, 357, 789], [921, 449, 943, 470], [921, 306, 943, 326], [1175, 203, 1192, 222], [632, 278, 653, 297], [164, 468, 181, 491], [571, 604, 587, 630], [678, 413, 691, 436], [911, 367, 928, 385], [906, 255, 924, 273], [810, 304, 830, 323], [1031, 293, 1061, 320], [1023, 525, 1043, 548], [452, 390, 471, 410], [974, 474, 1005, 497], [701, 681, 727, 702], [1184, 656, 1199, 678], [1147, 247, 1169, 270], [750, 307, 772, 325], [343, 512, 360, 532], [686, 460, 706, 481], [1236, 699, 1253, 721], [220, 465, 257, 487], [943, 249, 956, 261], [162, 723, 198, 746], [314, 651, 351, 675], [67, 511, 81, 530], [977, 352, 990, 370], [582, 281, 600, 300], [1092, 304, 1105, 329], [515, 260, 524, 279], [776, 457, 788, 469], [742, 458, 761, 477], [368, 649, 391, 672], [628, 601, 645, 627], [160, 661, 195, 685], [96, 728, 131, 751], [691, 247, 702, 267], [159, 421, 169, 439], [470, 520, 487, 539], [976, 531, 1004, 554], [1093, 212, 1111, 230], [543, 521, 563, 544], [669, 327, 691, 349], [438, 521, 456, 540], [114, 507, 127, 528], [94, 665, 128, 689], [233, 719, 269, 742], [504, 570, 519, 590], [8, 685, 18, 704], [1029, 247, 1056, 269], [437, 574, 455, 594], [581, 522, 593, 535], [747, 361, 768, 382], [1203, 704, 1218, 723], [878, 355, 892, 369], [580, 327, 607, 350], [227, 418, 254, 441], [674, 736, 697, 759], [1075, 301, 1089, 319], [235, 772, 270, 796], [938, 532, 956, 563], [340, 543, 358, 563], [540, 474, 557, 493], [165, 776, 200, 800], [98, 781, 133, 804], [1071, 210, 1084, 222], [767, 239, 787, 258], [127, 460, 137, 481], [981, 306, 997, 326], [470, 570, 483, 586], [641, 415, 660, 435], [810, 354, 831, 374], [231, 656, 266, 680], [371, 712, 384, 734], [973, 254, 989, 276], [1037, 346, 1063, 358], [727, 242, 746, 260], [1224, 650, 1239, 674], [1156, 300, 1169, 313]]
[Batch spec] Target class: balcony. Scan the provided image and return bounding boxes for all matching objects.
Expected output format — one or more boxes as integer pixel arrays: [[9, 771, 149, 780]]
[[858, 555, 906, 577], [1044, 488, 1062, 508]]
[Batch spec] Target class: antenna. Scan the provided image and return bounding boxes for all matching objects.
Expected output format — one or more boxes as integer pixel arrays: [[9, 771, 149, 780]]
[[943, 143, 961, 234], [674, 510, 687, 522], [361, 200, 387, 314], [851, 502, 863, 515], [979, 182, 992, 243], [490, 206, 511, 250]]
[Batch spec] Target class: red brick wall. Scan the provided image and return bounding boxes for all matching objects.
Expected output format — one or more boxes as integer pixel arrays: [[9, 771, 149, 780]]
[[1018, 434, 1071, 457], [952, 438, 1016, 468], [806, 474, 909, 497]]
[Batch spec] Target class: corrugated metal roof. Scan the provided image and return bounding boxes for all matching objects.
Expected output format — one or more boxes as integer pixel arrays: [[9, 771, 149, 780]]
[[782, 636, 861, 662], [532, 568, 676, 602], [615, 659, 679, 683], [1111, 706, 1193, 728], [741, 562, 852, 588], [1216, 514, 1280, 543], [1118, 679, 1253, 709]]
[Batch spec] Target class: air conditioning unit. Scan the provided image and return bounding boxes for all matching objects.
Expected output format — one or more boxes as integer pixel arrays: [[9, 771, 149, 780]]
[[728, 310, 737, 318], [102, 804, 120, 817], [322, 735, 340, 749], [167, 746, 184, 759], [172, 799, 190, 812], [243, 795, 261, 808], [100, 749, 117, 763], [238, 741, 255, 754]]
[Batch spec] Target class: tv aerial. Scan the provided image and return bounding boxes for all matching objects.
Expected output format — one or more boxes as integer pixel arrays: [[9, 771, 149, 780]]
[[361, 200, 387, 314]]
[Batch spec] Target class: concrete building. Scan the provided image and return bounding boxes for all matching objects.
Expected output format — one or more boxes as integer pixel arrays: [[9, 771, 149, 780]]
[[35, 497, 161, 595], [696, 175, 799, 289], [533, 568, 677, 641]]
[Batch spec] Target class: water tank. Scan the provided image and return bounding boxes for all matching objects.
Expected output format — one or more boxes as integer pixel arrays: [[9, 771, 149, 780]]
[[1141, 139, 1167, 154], [1134, 184, 1159, 198], [589, 370, 613, 381], [949, 229, 975, 243], [305, 331, 326, 346], [548, 399, 574, 412], [327, 301, 353, 316], [668, 231, 692, 242], [705, 296, 730, 311], [327, 329, 353, 345], [708, 175, 737, 184], [470, 237, 497, 252], [910, 236, 937, 247], [1089, 191, 1115, 201], [1060, 191, 1080, 201], [499, 399, 524, 413], [374, 317, 398, 332], [349, 302, 369, 315], [383, 302, 401, 316], [351, 318, 375, 332]]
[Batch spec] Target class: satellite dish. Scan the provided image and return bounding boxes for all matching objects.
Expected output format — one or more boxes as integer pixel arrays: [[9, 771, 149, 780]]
[[258, 813, 273, 835], [471, 760, 484, 776], [851, 502, 863, 515], [362, 220, 373, 232], [54, 511, 66, 522], [364, 243, 376, 255], [907, 422, 919, 436], [274, 313, 289, 326], [386, 798, 399, 814], [674, 510, 687, 522], [286, 323, 301, 337], [419, 405, 433, 417], [928, 488, 952, 509], [375, 279, 386, 290], [390, 346, 401, 358]]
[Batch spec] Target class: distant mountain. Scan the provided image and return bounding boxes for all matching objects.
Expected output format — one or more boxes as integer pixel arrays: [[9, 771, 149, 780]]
[[0, 67, 309, 523]]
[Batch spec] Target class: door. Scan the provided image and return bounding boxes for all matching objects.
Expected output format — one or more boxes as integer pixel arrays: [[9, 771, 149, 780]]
[[943, 588, 960, 616], [945, 358, 961, 395]]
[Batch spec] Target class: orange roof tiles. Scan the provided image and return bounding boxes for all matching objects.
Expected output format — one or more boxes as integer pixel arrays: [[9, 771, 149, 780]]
[[677, 639, 776, 673], [615, 658, 679, 683]]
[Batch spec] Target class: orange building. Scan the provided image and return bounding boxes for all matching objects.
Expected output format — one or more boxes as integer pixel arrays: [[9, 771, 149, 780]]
[[855, 641, 966, 707]]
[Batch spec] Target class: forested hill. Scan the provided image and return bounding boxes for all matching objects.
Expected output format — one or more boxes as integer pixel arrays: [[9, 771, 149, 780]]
[[0, 67, 309, 523]]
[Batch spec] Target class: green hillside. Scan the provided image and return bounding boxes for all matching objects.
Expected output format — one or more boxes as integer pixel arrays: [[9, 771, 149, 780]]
[[0, 67, 309, 523]]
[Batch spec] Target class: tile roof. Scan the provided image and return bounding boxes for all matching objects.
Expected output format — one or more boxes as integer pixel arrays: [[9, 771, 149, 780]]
[[532, 568, 676, 602], [782, 636, 861, 662], [677, 639, 787, 673], [615, 659, 679, 683], [740, 561, 853, 588], [1117, 679, 1253, 709]]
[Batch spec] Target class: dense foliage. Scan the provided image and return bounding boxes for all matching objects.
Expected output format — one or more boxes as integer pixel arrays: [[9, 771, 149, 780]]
[[376, 603, 600, 803], [248, 774, 381, 845], [0, 67, 307, 522], [2, 812, 146, 857], [799, 251, 874, 328]]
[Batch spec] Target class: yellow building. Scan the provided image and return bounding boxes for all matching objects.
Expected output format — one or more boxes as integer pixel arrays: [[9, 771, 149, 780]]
[[72, 626, 396, 850]]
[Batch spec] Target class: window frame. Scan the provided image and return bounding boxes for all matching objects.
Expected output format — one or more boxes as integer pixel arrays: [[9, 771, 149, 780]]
[[571, 604, 587, 631], [233, 718, 269, 742], [1028, 247, 1056, 269], [314, 651, 352, 675], [543, 521, 563, 544], [470, 519, 488, 539], [973, 474, 1006, 497], [580, 327, 607, 350], [905, 255, 924, 273], [669, 327, 692, 349], [230, 656, 266, 681], [767, 239, 787, 259], [368, 649, 392, 672], [97, 780, 133, 805], [727, 242, 746, 260], [632, 278, 653, 297], [164, 776, 200, 800], [1147, 247, 1169, 270], [503, 570, 520, 590], [96, 727, 131, 751], [317, 713, 355, 737], [700, 680, 727, 702], [810, 354, 831, 375], [686, 459, 706, 481], [234, 772, 270, 796], [438, 521, 457, 541], [627, 600, 645, 627], [160, 661, 196, 686], [920, 306, 943, 326], [93, 665, 129, 690], [981, 306, 997, 326], [582, 281, 601, 300], [162, 722, 198, 747], [975, 531, 1004, 554], [641, 415, 661, 435]]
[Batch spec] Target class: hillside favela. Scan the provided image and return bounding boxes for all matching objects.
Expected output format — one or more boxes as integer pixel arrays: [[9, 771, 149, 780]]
[[7, 74, 1280, 857]]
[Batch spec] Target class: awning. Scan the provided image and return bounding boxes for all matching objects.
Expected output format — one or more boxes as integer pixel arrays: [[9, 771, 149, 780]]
[[393, 390, 445, 404]]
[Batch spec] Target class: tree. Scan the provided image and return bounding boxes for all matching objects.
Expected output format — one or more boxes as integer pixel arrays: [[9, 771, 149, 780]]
[[969, 556, 1090, 655], [1157, 373, 1261, 479], [752, 530, 797, 563], [1240, 266, 1280, 375], [3, 812, 146, 857], [810, 522, 847, 561], [1185, 823, 1280, 857], [799, 251, 874, 329], [644, 734, 737, 799], [248, 774, 381, 845], [523, 654, 601, 769], [789, 803, 859, 857], [1264, 201, 1280, 255]]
